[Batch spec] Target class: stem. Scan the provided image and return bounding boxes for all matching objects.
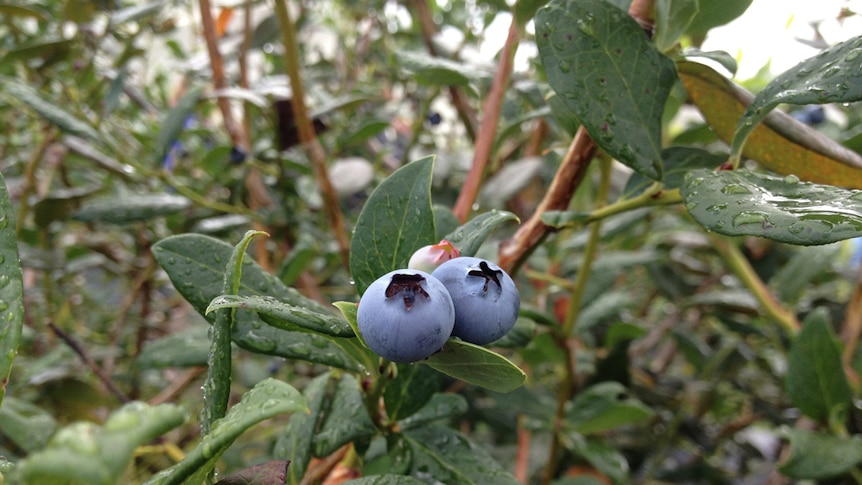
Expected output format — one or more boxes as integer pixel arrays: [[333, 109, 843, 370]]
[[585, 185, 681, 224], [273, 0, 351, 268], [452, 16, 520, 222], [543, 158, 612, 484], [708, 233, 800, 333], [499, 126, 596, 274], [49, 322, 131, 403]]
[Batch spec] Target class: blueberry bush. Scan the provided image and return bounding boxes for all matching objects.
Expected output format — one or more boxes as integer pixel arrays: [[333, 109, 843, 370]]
[[4, 0, 862, 483]]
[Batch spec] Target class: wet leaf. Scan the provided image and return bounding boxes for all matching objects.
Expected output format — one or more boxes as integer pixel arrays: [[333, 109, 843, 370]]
[[20, 402, 187, 485], [654, 0, 699, 53], [397, 393, 468, 431], [536, 0, 676, 180], [444, 209, 519, 257], [343, 476, 425, 485], [624, 147, 725, 197], [72, 194, 191, 224], [0, 76, 100, 140], [423, 339, 526, 393], [313, 374, 376, 457], [144, 379, 306, 485], [0, 397, 57, 453], [350, 156, 437, 295], [559, 432, 629, 484], [384, 364, 445, 422], [565, 382, 653, 435], [405, 426, 521, 485], [214, 460, 289, 485], [207, 294, 354, 337], [786, 308, 851, 425], [155, 86, 203, 161], [779, 429, 862, 479], [137, 325, 210, 368], [678, 61, 862, 188], [397, 51, 477, 87], [153, 234, 362, 371], [0, 171, 23, 410], [681, 168, 862, 245], [732, 35, 862, 160]]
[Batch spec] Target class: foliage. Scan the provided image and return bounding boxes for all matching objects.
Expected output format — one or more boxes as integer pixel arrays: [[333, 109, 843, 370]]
[[4, 0, 862, 483]]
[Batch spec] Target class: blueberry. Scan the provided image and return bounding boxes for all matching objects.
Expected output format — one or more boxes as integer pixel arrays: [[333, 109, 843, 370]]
[[432, 257, 520, 345], [357, 269, 455, 363]]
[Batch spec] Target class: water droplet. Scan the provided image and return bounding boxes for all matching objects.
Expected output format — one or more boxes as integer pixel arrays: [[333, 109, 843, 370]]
[[721, 184, 752, 195], [783, 174, 800, 184], [846, 47, 862, 62], [576, 19, 594, 36], [0, 275, 10, 289], [732, 210, 771, 228], [558, 60, 572, 73], [0, 217, 7, 230], [706, 203, 728, 214], [849, 191, 862, 201]]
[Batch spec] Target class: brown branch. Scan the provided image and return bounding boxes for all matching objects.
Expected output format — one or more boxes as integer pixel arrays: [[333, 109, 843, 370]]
[[452, 17, 520, 222], [498, 126, 596, 273], [49, 322, 131, 404], [148, 367, 206, 406], [274, 0, 351, 268]]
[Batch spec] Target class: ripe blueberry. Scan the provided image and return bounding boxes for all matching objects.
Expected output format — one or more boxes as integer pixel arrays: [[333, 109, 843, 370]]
[[432, 257, 520, 345], [357, 269, 455, 363]]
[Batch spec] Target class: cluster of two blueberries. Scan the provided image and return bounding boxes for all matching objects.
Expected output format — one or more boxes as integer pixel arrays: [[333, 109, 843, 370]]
[[357, 241, 521, 363]]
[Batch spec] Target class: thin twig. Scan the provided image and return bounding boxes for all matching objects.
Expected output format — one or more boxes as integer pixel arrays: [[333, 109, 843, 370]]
[[274, 0, 351, 268], [48, 322, 131, 403], [148, 367, 206, 406], [498, 126, 596, 273], [452, 16, 520, 222]]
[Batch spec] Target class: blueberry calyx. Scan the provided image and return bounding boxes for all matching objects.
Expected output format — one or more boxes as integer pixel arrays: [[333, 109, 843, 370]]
[[385, 273, 430, 310], [467, 261, 503, 292]]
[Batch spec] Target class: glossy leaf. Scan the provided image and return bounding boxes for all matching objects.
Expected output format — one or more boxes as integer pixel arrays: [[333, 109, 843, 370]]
[[786, 308, 851, 425], [207, 294, 354, 337], [144, 379, 306, 485], [683, 0, 752, 36], [444, 209, 519, 257], [397, 393, 468, 431], [313, 374, 376, 457], [682, 169, 862, 245], [349, 156, 437, 295], [405, 426, 521, 485], [731, 35, 862, 160], [678, 61, 862, 188], [72, 194, 191, 224], [536, 0, 676, 180], [423, 339, 526, 393], [779, 429, 862, 479], [0, 171, 23, 411], [565, 382, 653, 435], [20, 402, 187, 485], [624, 147, 725, 197], [273, 372, 333, 485], [213, 461, 290, 485], [153, 234, 362, 371], [203, 230, 266, 436], [384, 364, 445, 422], [0, 76, 100, 141]]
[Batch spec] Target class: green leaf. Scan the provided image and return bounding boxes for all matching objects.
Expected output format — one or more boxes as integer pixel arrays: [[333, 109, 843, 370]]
[[536, 0, 676, 180], [559, 432, 629, 484], [137, 325, 211, 368], [786, 308, 851, 425], [207, 294, 354, 337], [0, 171, 23, 411], [213, 461, 290, 485], [273, 372, 334, 485], [565, 382, 653, 435], [72, 194, 191, 224], [152, 234, 362, 371], [731, 35, 862, 161], [684, 0, 752, 36], [681, 168, 862, 245], [384, 364, 445, 422], [313, 374, 376, 457], [0, 397, 57, 453], [444, 209, 519, 257], [0, 3, 50, 21], [397, 51, 476, 87], [654, 0, 700, 53], [344, 476, 425, 485], [109, 1, 165, 25], [779, 429, 862, 480], [397, 393, 468, 431], [423, 339, 526, 393], [405, 426, 521, 485], [0, 76, 100, 141], [144, 379, 306, 485], [769, 245, 841, 304], [203, 230, 267, 436], [624, 147, 725, 197], [20, 402, 187, 485], [155, 86, 203, 161], [349, 156, 437, 295]]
